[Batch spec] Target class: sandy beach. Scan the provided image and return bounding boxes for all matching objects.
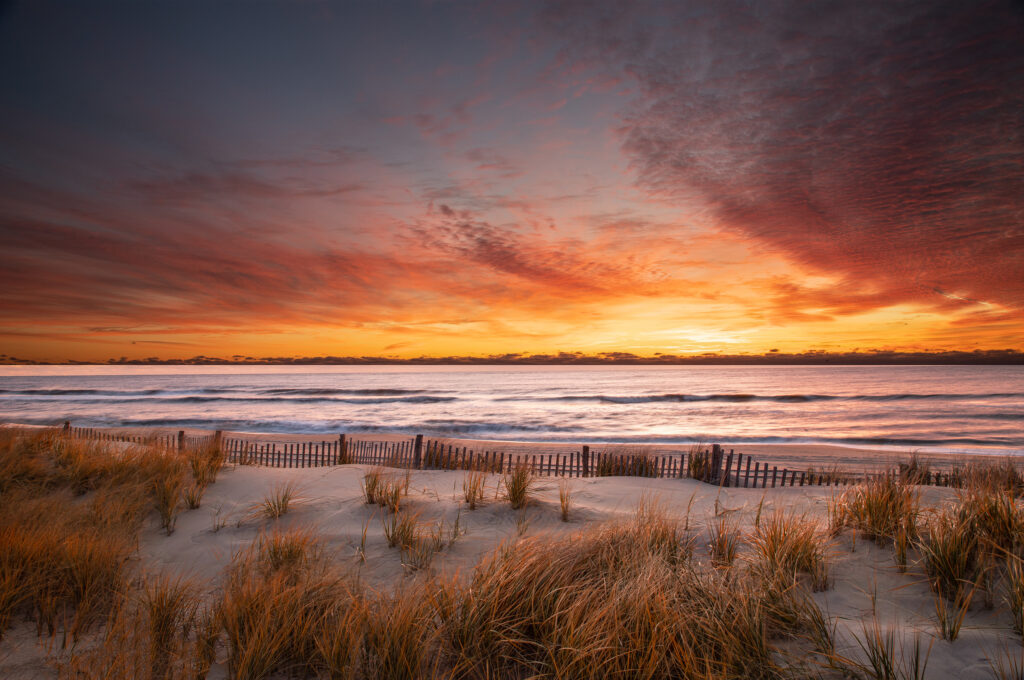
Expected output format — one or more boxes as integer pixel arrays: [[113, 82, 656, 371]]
[[3, 427, 1024, 679]]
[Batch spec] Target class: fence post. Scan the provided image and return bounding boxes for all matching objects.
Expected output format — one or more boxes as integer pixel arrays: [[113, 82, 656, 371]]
[[413, 434, 423, 469], [338, 433, 347, 464], [177, 430, 185, 452], [63, 420, 70, 436], [582, 445, 590, 478], [213, 430, 223, 450]]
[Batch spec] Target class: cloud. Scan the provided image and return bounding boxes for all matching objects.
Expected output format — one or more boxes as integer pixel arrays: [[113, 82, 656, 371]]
[[129, 170, 364, 202], [403, 202, 673, 298], [540, 0, 1024, 315], [464, 147, 523, 178]]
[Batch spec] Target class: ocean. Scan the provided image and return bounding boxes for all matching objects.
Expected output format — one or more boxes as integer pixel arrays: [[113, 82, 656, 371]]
[[0, 365, 1021, 453]]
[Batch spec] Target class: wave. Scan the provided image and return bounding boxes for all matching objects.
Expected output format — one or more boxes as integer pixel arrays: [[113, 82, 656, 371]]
[[7, 415, 1021, 450], [0, 388, 173, 396], [259, 388, 431, 396], [496, 392, 1024, 404], [120, 395, 458, 405]]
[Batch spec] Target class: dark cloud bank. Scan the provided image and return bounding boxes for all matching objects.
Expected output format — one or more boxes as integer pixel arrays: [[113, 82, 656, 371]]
[[542, 0, 1024, 316]]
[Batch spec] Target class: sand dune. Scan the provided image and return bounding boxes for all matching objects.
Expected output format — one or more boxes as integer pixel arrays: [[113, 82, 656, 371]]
[[3, 431, 1023, 678]]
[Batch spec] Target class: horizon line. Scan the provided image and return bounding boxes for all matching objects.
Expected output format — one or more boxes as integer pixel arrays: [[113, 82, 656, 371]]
[[3, 348, 1023, 366]]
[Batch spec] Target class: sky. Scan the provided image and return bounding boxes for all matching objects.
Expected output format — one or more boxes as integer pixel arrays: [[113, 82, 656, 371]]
[[1, 0, 1022, 362]]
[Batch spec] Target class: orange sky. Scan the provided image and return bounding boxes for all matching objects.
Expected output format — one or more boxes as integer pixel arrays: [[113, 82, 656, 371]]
[[1, 2, 1021, 362]]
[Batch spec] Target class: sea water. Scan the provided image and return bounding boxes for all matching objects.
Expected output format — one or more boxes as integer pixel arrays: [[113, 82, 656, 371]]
[[0, 365, 1021, 453]]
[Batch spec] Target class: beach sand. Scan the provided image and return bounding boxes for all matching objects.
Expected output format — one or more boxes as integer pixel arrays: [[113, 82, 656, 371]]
[[2, 447, 1021, 679]]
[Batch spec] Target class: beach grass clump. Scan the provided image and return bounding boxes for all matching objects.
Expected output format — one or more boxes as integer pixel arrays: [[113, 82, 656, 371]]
[[707, 514, 741, 567], [151, 459, 188, 534], [362, 467, 385, 504], [432, 511, 828, 680], [750, 510, 829, 591], [221, 563, 342, 678], [381, 512, 462, 570], [918, 507, 979, 602], [220, 524, 439, 679], [988, 646, 1024, 680], [313, 595, 368, 678], [182, 482, 205, 510], [142, 574, 199, 680], [0, 430, 55, 493], [383, 510, 419, 550], [834, 474, 919, 545], [379, 478, 405, 513], [0, 435, 175, 643], [558, 478, 572, 522], [363, 587, 439, 679], [0, 431, 236, 655], [951, 457, 1024, 495], [635, 496, 694, 564], [1006, 555, 1024, 637], [0, 495, 135, 642], [849, 619, 931, 680], [89, 481, 150, 532], [187, 442, 225, 487], [363, 467, 406, 512], [253, 526, 323, 577], [260, 481, 297, 519], [219, 527, 342, 678], [957, 485, 1024, 555], [503, 463, 533, 510], [462, 470, 486, 510]]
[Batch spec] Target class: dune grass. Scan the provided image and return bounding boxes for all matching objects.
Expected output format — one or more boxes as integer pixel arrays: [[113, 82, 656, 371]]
[[847, 619, 931, 680], [707, 514, 741, 567], [750, 510, 830, 591], [502, 463, 533, 510], [462, 470, 486, 510], [363, 467, 407, 512], [0, 430, 230, 648], [832, 474, 919, 545], [17, 433, 1024, 679], [558, 478, 572, 522], [259, 481, 298, 519]]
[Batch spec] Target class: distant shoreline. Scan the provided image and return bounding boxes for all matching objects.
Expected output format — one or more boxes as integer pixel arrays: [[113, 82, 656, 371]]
[[2, 349, 1023, 367]]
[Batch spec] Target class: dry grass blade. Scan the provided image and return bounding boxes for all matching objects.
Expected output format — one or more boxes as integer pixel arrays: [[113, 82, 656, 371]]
[[836, 474, 919, 545], [503, 463, 533, 510], [260, 481, 298, 519], [989, 645, 1024, 680], [383, 510, 418, 550], [918, 508, 979, 601], [462, 470, 486, 510], [707, 515, 740, 567], [750, 510, 829, 591], [142, 573, 198, 680], [1007, 554, 1024, 636], [182, 482, 205, 510], [898, 451, 932, 485], [850, 618, 931, 680], [558, 478, 572, 522], [362, 467, 384, 504], [188, 443, 225, 487], [151, 458, 188, 535]]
